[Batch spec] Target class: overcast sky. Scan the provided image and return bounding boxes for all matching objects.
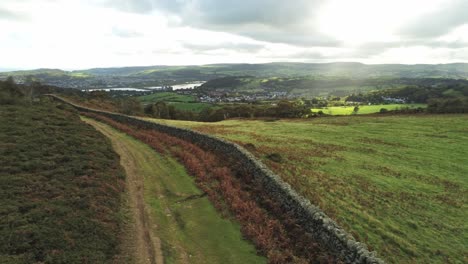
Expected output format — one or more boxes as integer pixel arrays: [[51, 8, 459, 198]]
[[1, 0, 468, 69]]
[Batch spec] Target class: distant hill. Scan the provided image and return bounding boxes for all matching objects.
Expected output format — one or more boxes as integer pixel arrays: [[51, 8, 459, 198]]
[[3, 68, 68, 76], [75, 62, 468, 78], [1, 62, 468, 89], [197, 75, 468, 97]]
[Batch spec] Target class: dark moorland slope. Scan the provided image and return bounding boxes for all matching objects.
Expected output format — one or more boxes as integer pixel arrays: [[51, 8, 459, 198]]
[[0, 84, 125, 263]]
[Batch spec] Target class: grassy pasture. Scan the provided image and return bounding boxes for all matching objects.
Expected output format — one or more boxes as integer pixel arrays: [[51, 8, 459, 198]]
[[311, 104, 427, 115], [144, 114, 468, 263], [138, 92, 211, 112], [166, 101, 211, 112], [139, 92, 196, 103]]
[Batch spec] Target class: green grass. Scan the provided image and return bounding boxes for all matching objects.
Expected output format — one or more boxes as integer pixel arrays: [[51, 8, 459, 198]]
[[69, 72, 91, 78], [166, 101, 212, 112], [139, 92, 196, 103], [85, 118, 265, 264], [0, 101, 125, 263], [311, 104, 427, 115], [138, 92, 212, 112], [144, 115, 468, 263]]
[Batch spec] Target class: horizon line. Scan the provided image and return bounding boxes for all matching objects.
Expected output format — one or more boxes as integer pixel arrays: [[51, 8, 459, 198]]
[[2, 61, 468, 73]]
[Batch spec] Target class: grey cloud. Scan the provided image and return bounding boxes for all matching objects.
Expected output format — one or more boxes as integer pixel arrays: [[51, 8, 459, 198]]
[[110, 0, 322, 26], [286, 50, 325, 59], [448, 48, 468, 61], [105, 0, 189, 14], [105, 0, 156, 13], [399, 0, 468, 38], [257, 50, 351, 63], [359, 39, 468, 52], [183, 42, 265, 53], [235, 28, 341, 47], [348, 39, 468, 60], [105, 0, 337, 47], [351, 42, 403, 58], [187, 0, 321, 27], [428, 40, 468, 49]]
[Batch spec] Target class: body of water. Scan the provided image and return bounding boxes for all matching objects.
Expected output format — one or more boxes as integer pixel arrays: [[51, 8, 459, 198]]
[[84, 88, 150, 92], [82, 82, 205, 92], [172, 82, 205, 90]]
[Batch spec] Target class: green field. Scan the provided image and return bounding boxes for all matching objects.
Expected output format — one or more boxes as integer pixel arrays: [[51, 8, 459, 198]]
[[138, 92, 211, 112], [139, 92, 196, 103], [165, 101, 211, 112], [0, 101, 125, 263], [311, 104, 427, 115], [83, 117, 264, 264], [144, 114, 468, 263]]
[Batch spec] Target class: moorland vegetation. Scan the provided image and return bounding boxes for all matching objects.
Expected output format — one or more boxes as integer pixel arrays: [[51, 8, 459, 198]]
[[0, 79, 126, 263]]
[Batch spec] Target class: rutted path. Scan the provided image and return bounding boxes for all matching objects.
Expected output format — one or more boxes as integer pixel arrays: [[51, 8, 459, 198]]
[[82, 117, 264, 264], [83, 117, 163, 264]]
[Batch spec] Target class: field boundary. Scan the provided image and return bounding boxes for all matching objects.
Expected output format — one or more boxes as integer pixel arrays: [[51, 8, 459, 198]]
[[48, 94, 385, 264]]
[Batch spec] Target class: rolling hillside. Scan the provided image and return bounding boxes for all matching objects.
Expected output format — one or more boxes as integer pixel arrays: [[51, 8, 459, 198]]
[[146, 115, 468, 263], [66, 62, 468, 79], [2, 63, 468, 89]]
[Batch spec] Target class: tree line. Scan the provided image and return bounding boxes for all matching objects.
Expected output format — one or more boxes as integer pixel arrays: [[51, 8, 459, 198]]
[[346, 82, 468, 104], [142, 99, 314, 122]]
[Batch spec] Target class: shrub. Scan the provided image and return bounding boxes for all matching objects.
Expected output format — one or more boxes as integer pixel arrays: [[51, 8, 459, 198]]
[[266, 153, 283, 163], [244, 143, 256, 152]]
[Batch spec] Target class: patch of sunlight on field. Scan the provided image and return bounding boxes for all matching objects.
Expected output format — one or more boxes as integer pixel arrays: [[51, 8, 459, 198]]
[[311, 104, 426, 115]]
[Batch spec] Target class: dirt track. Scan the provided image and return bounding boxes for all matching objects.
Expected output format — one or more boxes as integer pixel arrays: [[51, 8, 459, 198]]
[[82, 116, 266, 264], [83, 117, 164, 264]]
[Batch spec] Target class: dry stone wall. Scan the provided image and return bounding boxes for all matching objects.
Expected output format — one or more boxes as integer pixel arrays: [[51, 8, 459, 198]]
[[50, 95, 385, 264]]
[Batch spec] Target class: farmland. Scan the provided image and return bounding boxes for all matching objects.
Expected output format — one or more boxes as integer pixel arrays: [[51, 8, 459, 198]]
[[146, 114, 468, 263], [311, 104, 427, 115], [138, 92, 212, 112], [139, 92, 196, 103]]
